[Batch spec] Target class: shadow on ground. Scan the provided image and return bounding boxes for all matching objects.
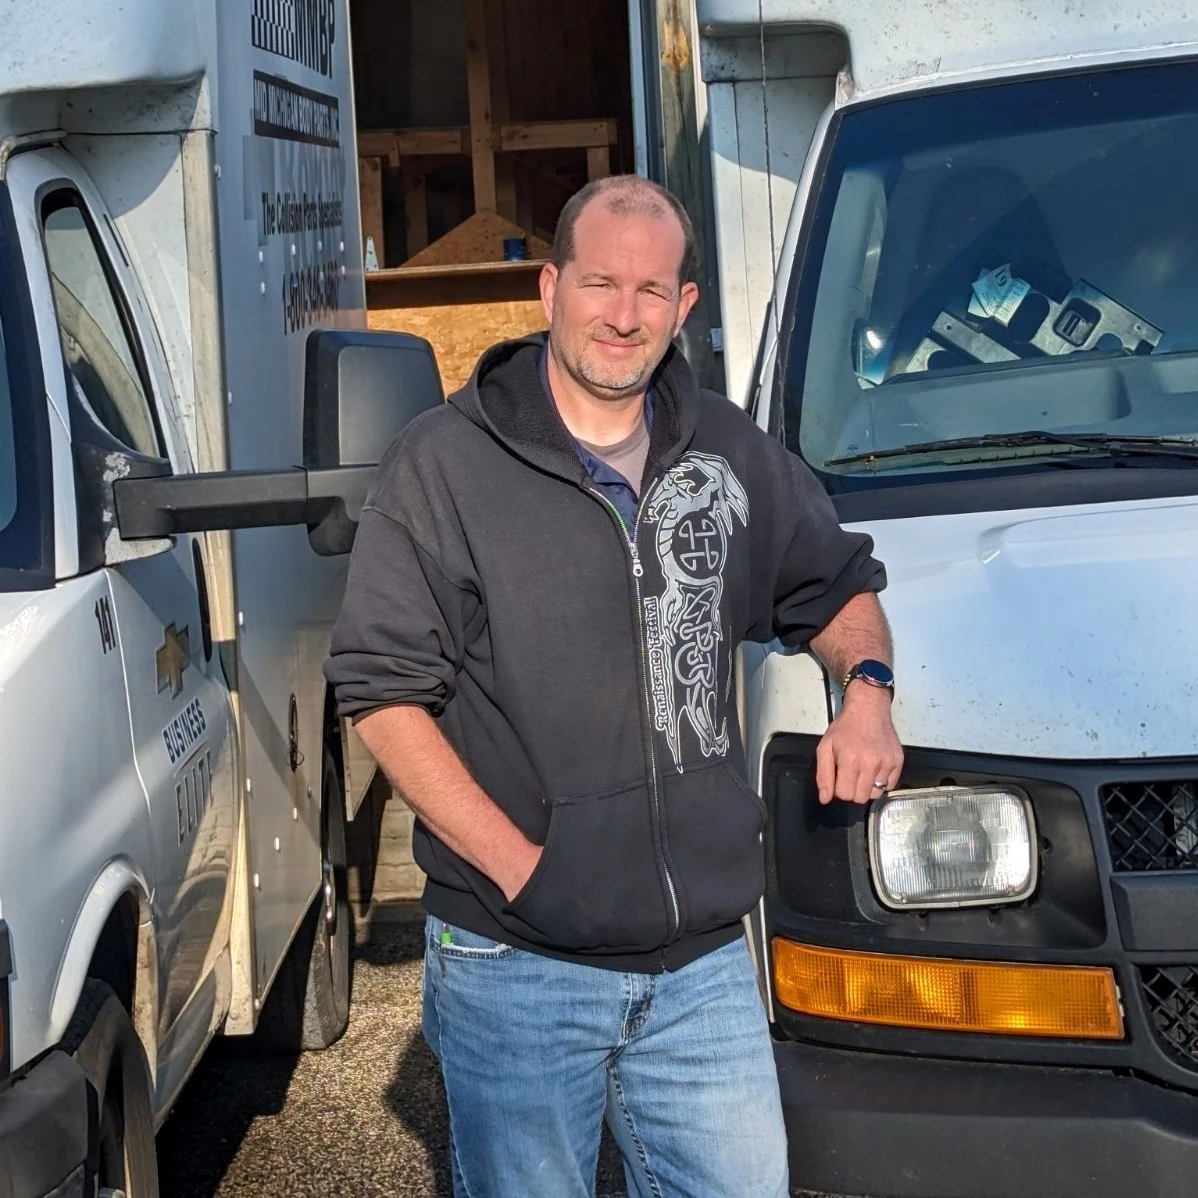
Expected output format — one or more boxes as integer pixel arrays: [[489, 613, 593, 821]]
[[156, 1036, 301, 1196], [156, 907, 628, 1196]]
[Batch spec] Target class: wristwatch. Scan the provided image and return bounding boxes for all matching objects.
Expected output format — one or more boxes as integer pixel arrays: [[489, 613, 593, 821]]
[[842, 659, 895, 697]]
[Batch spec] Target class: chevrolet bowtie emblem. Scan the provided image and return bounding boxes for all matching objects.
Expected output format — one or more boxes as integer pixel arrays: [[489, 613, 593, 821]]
[[156, 623, 192, 698]]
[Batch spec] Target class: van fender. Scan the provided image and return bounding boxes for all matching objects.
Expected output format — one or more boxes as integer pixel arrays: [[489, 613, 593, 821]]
[[48, 859, 157, 1063]]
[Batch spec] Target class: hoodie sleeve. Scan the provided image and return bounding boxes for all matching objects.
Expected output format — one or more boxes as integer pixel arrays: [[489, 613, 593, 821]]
[[769, 452, 886, 649], [324, 504, 474, 722]]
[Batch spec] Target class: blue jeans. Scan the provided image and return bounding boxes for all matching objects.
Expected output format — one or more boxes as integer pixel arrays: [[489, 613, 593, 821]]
[[422, 916, 788, 1197]]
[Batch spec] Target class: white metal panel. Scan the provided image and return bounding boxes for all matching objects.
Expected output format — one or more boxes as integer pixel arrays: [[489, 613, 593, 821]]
[[701, 31, 843, 403], [707, 76, 829, 404], [0, 577, 153, 1070], [0, 0, 204, 98], [46, 392, 79, 581], [210, 0, 365, 1004], [747, 495, 1198, 764], [107, 548, 237, 1045], [706, 85, 752, 397], [0, 96, 58, 143], [739, 642, 828, 791], [696, 0, 1198, 98], [841, 496, 1198, 761]]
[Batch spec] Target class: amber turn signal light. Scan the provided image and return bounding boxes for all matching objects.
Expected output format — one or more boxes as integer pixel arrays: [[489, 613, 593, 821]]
[[772, 939, 1124, 1039]]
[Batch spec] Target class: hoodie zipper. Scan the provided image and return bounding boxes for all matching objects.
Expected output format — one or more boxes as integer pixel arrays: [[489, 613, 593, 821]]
[[586, 484, 681, 938]]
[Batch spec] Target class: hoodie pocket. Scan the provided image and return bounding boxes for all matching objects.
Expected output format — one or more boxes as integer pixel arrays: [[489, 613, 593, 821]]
[[504, 782, 670, 953], [664, 759, 766, 935]]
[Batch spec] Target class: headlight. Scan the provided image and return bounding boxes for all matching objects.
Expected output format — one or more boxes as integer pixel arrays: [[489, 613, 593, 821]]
[[868, 786, 1037, 910]]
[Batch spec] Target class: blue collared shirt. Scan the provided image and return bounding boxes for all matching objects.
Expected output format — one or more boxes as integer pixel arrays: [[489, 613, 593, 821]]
[[539, 350, 655, 533]]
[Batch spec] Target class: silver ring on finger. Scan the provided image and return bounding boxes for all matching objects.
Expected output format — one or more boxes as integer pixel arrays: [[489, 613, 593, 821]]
[[872, 779, 887, 790]]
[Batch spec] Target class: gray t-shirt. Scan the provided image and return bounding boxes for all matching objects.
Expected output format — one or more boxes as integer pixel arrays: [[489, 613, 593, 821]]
[[576, 419, 651, 495]]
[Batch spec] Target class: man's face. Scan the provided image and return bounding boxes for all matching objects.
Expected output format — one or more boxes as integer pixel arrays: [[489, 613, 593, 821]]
[[540, 201, 700, 399]]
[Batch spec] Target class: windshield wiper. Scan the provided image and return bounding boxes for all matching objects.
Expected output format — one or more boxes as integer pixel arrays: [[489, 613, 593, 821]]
[[826, 431, 1198, 468]]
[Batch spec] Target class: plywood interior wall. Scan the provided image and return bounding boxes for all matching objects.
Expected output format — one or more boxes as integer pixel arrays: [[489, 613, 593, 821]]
[[370, 295, 545, 394], [365, 265, 543, 393]]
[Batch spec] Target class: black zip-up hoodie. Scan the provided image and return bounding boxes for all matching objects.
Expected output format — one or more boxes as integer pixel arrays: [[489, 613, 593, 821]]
[[326, 334, 885, 971]]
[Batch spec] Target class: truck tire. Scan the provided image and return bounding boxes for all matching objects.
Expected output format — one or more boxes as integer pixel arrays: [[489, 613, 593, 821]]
[[255, 746, 353, 1051], [61, 979, 159, 1198]]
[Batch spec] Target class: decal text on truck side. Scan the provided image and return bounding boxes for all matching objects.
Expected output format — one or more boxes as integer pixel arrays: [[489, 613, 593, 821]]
[[163, 697, 207, 766]]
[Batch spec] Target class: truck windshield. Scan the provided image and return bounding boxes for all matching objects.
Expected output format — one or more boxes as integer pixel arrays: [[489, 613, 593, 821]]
[[787, 59, 1198, 480]]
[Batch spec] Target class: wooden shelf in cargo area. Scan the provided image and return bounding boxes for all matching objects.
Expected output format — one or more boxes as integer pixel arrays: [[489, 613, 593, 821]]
[[365, 259, 548, 283], [357, 117, 616, 265], [358, 119, 618, 164]]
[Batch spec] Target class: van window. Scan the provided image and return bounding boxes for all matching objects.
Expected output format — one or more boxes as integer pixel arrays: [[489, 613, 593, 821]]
[[0, 197, 52, 586], [42, 200, 162, 459], [787, 59, 1198, 478], [0, 319, 17, 536]]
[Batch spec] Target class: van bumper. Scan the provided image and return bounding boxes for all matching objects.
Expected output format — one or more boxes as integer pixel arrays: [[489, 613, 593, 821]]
[[0, 1051, 89, 1198], [778, 1039, 1198, 1198]]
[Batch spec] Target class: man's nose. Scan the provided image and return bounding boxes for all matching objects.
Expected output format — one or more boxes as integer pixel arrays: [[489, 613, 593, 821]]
[[605, 288, 641, 335]]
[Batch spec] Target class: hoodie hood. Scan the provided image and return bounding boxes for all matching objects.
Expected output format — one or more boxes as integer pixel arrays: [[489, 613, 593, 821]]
[[447, 333, 701, 484]]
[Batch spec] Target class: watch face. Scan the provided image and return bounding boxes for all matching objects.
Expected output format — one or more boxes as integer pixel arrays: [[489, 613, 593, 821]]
[[860, 659, 895, 687]]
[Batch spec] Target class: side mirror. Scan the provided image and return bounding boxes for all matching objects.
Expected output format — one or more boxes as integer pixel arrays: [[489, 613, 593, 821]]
[[302, 329, 444, 553], [114, 330, 444, 555]]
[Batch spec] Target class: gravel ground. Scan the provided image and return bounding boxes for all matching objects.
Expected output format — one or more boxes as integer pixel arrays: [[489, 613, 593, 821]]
[[156, 907, 841, 1197]]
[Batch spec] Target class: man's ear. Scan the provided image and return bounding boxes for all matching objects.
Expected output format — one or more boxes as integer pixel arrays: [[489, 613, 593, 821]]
[[673, 281, 700, 337], [539, 263, 559, 327]]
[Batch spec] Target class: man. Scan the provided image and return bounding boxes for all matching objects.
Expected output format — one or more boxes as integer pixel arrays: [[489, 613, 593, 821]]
[[326, 176, 903, 1197]]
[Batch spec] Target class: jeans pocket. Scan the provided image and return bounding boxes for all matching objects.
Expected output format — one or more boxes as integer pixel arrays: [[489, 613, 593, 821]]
[[505, 783, 670, 952], [665, 759, 766, 934], [431, 919, 517, 960]]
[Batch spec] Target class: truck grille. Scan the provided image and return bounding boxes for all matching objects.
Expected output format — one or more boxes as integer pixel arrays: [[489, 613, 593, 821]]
[[1140, 966, 1198, 1067], [1101, 781, 1198, 871]]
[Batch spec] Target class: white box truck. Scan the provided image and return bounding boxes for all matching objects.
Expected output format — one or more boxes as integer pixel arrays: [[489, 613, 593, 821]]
[[680, 2, 1198, 1194], [0, 2, 443, 1194]]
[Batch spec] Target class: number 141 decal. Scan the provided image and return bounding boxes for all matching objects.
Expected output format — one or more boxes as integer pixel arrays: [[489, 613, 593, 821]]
[[94, 596, 116, 654]]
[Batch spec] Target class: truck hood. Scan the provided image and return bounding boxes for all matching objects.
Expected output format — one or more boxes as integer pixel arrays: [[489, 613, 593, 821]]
[[866, 495, 1198, 761]]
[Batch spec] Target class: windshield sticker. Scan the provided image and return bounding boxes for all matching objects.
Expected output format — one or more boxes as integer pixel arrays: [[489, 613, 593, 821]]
[[163, 697, 207, 767], [968, 264, 1031, 326]]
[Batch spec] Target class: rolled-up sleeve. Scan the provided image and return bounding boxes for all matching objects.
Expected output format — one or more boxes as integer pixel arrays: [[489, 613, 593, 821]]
[[325, 505, 470, 721], [771, 455, 886, 649]]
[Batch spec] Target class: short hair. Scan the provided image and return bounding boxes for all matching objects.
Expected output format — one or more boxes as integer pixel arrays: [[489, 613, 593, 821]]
[[551, 175, 696, 285]]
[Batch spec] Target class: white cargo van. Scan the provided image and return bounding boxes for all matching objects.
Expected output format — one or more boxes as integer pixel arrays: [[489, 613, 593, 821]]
[[686, 2, 1198, 1195], [0, 2, 442, 1194]]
